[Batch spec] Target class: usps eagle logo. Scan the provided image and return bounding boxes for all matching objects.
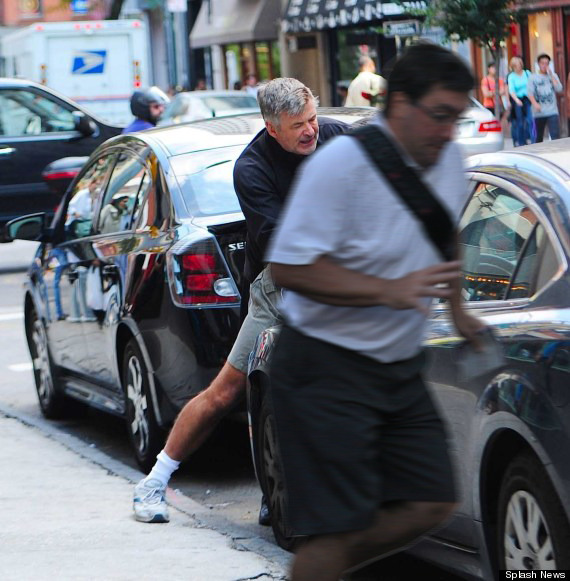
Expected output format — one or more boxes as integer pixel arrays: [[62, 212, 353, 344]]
[[72, 50, 107, 75]]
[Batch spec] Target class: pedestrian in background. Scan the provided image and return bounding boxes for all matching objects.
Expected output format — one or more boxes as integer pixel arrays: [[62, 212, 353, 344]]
[[481, 61, 507, 116], [345, 55, 386, 107], [507, 56, 534, 146], [528, 53, 563, 142], [243, 73, 259, 97], [132, 78, 348, 525], [122, 86, 170, 134], [266, 43, 484, 581]]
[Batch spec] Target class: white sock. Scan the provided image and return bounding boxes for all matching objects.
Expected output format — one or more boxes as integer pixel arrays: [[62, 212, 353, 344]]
[[145, 450, 180, 487]]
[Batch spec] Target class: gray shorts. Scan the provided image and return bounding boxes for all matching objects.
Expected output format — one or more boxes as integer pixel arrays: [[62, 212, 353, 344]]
[[227, 266, 281, 373]]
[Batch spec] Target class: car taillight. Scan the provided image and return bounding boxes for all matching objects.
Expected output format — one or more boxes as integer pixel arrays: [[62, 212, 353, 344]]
[[167, 238, 240, 307], [42, 170, 80, 181], [478, 120, 502, 133]]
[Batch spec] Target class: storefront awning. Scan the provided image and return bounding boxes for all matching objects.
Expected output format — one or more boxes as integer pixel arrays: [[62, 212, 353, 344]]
[[190, 0, 280, 48], [282, 0, 427, 34]]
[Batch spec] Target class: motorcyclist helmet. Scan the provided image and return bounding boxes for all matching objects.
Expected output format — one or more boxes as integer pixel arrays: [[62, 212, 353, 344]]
[[130, 86, 170, 123]]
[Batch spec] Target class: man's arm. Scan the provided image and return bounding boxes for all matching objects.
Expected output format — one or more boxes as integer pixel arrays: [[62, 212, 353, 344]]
[[550, 71, 563, 93], [527, 76, 540, 111], [271, 256, 462, 312]]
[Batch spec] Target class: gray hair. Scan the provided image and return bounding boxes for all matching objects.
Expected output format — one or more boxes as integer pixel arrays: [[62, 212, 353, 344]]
[[257, 78, 319, 126]]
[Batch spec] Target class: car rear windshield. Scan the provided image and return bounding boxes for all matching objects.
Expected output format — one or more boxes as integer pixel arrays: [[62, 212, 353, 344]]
[[199, 95, 258, 111], [170, 146, 245, 217]]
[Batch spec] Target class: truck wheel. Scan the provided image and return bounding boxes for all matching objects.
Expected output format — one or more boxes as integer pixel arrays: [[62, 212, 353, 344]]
[[258, 395, 302, 552], [497, 451, 570, 570], [28, 309, 67, 418], [123, 338, 164, 472]]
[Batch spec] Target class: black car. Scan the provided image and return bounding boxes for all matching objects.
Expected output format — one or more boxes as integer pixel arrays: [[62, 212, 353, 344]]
[[0, 78, 121, 240], [7, 108, 372, 471], [247, 140, 570, 575]]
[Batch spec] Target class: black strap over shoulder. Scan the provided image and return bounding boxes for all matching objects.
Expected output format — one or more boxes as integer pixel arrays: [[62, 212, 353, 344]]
[[350, 124, 456, 262]]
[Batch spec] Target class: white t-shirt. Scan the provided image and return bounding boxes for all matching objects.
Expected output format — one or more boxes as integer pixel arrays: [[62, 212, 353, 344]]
[[345, 71, 386, 106], [267, 115, 469, 363]]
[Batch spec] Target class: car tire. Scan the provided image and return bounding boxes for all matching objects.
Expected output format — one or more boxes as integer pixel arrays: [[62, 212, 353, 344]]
[[258, 395, 302, 552], [497, 451, 570, 571], [123, 338, 164, 472], [28, 308, 67, 418]]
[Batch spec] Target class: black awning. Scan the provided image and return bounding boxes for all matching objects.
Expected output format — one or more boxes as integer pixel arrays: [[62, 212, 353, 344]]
[[282, 0, 426, 33]]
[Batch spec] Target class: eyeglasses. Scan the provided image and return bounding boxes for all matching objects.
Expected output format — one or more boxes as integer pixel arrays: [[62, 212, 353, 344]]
[[411, 101, 466, 126]]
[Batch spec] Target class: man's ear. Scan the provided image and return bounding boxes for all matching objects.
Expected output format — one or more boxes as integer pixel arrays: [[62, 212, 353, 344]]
[[265, 120, 279, 140]]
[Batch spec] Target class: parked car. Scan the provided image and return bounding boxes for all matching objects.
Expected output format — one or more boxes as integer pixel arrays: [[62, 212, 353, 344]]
[[0, 78, 122, 241], [158, 90, 260, 125], [7, 108, 373, 471], [42, 156, 89, 199], [247, 138, 570, 575], [455, 96, 504, 156]]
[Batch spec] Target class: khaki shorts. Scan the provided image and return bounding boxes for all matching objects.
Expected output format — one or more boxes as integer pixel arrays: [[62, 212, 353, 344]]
[[227, 266, 282, 373]]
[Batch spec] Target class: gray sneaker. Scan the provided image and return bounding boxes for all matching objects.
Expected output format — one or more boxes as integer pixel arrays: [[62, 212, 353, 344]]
[[133, 478, 169, 523]]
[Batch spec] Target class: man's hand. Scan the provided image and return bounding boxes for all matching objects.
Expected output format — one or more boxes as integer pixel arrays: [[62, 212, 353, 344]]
[[380, 261, 462, 314], [533, 103, 542, 113], [452, 308, 486, 344]]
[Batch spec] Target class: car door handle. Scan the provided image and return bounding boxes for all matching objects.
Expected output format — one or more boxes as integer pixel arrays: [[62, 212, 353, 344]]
[[0, 147, 16, 157]]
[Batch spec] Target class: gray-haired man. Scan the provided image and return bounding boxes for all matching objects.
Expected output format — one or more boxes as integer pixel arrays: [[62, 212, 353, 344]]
[[133, 78, 348, 523]]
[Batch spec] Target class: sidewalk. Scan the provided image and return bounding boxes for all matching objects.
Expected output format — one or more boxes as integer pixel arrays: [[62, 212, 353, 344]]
[[0, 414, 289, 581]]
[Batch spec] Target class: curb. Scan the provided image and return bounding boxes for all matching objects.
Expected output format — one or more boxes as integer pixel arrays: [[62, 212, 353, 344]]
[[0, 401, 291, 579]]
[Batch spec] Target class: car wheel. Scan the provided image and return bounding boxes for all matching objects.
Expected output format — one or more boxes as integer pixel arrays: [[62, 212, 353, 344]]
[[123, 338, 164, 472], [28, 309, 66, 418], [258, 395, 301, 552], [498, 452, 570, 571]]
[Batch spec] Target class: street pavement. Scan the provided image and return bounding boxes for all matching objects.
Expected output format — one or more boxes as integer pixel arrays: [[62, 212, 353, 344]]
[[0, 410, 289, 581]]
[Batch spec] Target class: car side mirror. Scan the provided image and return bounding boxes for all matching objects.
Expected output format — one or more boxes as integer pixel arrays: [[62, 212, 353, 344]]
[[73, 111, 97, 137], [5, 213, 48, 242]]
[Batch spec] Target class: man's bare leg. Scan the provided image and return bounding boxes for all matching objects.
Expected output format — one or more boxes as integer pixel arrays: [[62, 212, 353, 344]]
[[133, 362, 246, 523], [291, 501, 457, 581], [164, 362, 246, 461]]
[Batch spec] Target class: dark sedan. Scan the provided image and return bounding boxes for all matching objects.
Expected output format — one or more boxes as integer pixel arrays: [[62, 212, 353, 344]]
[[7, 108, 373, 471], [0, 78, 121, 240], [247, 139, 570, 575]]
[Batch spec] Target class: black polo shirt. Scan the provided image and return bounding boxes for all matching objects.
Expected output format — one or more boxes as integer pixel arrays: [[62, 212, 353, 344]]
[[233, 117, 348, 286]]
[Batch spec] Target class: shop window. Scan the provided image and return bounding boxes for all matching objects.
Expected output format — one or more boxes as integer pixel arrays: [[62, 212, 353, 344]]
[[528, 12, 554, 69], [255, 42, 271, 81], [224, 44, 242, 89]]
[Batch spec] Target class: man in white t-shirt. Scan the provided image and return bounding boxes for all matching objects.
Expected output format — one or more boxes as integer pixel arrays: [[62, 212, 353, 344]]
[[345, 56, 387, 107], [267, 43, 484, 581]]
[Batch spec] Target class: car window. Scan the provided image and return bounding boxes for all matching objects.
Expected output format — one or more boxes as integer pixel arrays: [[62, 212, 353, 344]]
[[459, 184, 539, 301], [507, 224, 557, 299], [97, 154, 148, 235], [65, 157, 115, 240], [133, 161, 173, 232], [171, 147, 243, 217], [199, 95, 259, 111], [0, 89, 76, 136]]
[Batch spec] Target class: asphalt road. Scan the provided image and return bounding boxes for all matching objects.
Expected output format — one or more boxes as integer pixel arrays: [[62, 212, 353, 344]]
[[0, 240, 461, 580]]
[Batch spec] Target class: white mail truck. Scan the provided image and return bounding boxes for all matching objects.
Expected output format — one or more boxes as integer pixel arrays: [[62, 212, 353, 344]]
[[0, 19, 150, 125]]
